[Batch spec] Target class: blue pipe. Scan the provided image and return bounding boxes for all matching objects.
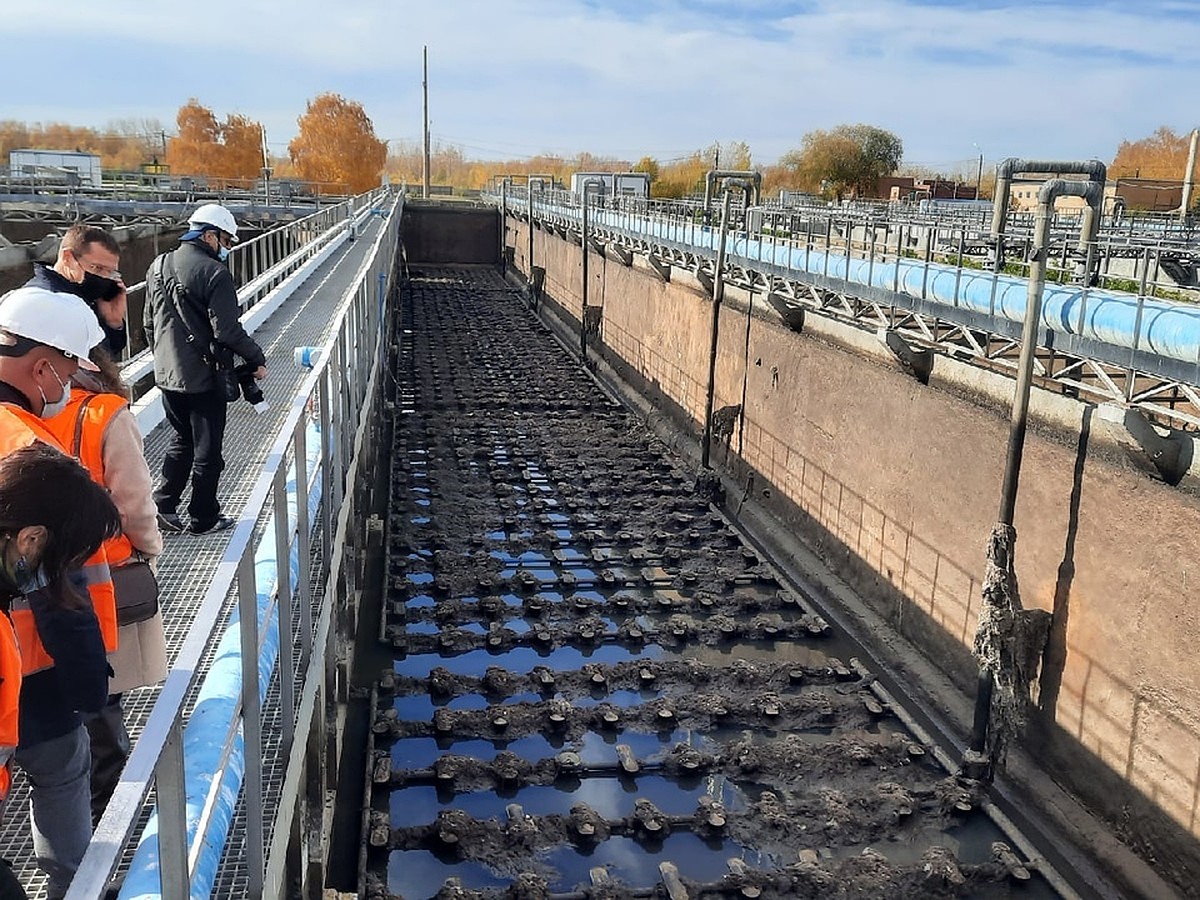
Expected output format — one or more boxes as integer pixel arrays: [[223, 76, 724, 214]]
[[117, 420, 323, 900], [530, 199, 1200, 367]]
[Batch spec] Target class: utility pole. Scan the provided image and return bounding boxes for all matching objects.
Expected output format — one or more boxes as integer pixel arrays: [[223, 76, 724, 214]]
[[973, 143, 984, 201], [260, 127, 272, 204], [422, 46, 431, 200], [1181, 128, 1198, 222]]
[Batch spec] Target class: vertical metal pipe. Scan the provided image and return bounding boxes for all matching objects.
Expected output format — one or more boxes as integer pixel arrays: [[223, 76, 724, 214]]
[[968, 179, 1099, 762], [996, 192, 1053, 527], [422, 46, 430, 200], [500, 180, 507, 271], [701, 190, 733, 469], [953, 226, 965, 307], [581, 190, 589, 359]]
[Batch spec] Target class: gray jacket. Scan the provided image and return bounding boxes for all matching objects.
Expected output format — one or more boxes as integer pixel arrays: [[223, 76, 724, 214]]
[[143, 240, 265, 393]]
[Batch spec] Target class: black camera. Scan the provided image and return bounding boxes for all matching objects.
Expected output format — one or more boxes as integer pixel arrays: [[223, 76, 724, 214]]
[[235, 364, 268, 413]]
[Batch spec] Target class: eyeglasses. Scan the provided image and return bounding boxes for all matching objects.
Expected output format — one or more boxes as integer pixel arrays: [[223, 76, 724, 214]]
[[71, 250, 121, 281]]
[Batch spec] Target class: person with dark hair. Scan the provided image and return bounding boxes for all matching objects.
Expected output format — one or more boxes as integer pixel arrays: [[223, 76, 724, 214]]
[[0, 285, 115, 899], [0, 443, 122, 900], [144, 203, 266, 535], [44, 347, 165, 824], [0, 443, 121, 900], [24, 225, 127, 357]]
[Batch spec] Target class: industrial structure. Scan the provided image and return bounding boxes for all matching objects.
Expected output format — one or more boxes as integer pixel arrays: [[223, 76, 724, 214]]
[[0, 159, 1195, 897]]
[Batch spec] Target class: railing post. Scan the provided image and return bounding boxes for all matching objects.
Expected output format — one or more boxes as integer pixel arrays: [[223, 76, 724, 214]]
[[274, 464, 296, 747], [156, 716, 190, 898], [294, 418, 313, 671], [238, 549, 265, 896], [319, 369, 334, 575]]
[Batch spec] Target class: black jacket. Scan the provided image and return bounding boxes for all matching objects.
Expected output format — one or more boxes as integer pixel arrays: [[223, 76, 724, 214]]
[[18, 577, 110, 747], [143, 240, 265, 393], [25, 263, 127, 356]]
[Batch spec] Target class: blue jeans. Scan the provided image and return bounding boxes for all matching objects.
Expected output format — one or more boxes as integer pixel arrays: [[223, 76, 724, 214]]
[[15, 726, 91, 899]]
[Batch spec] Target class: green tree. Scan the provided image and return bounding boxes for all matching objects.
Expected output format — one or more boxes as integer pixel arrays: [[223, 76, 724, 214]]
[[780, 124, 903, 199]]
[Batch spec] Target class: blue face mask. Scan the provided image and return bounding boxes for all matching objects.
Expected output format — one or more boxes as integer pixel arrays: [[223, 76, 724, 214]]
[[218, 245, 231, 263]]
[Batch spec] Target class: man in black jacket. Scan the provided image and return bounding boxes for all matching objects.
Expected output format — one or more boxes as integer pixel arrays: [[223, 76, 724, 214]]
[[143, 203, 266, 535], [25, 224, 127, 356]]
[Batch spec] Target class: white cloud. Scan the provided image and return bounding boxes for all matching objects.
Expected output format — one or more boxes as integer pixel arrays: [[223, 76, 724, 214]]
[[0, 0, 1195, 167]]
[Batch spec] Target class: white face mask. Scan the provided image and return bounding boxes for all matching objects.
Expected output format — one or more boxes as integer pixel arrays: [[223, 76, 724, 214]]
[[38, 362, 72, 419]]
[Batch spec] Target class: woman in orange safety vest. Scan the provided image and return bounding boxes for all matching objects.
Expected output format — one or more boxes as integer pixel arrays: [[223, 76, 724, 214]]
[[0, 442, 121, 899]]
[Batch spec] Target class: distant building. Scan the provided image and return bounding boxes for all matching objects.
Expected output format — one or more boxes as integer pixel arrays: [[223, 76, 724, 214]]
[[8, 148, 102, 188], [569, 172, 650, 198], [875, 176, 914, 200], [883, 177, 974, 202], [1109, 178, 1183, 213]]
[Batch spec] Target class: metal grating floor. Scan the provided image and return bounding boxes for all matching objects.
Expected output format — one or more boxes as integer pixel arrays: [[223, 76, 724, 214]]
[[0, 217, 387, 899]]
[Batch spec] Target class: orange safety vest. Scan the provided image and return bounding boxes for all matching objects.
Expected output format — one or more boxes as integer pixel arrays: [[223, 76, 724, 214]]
[[45, 391, 136, 566], [0, 403, 62, 792], [0, 402, 118, 675], [0, 612, 19, 803]]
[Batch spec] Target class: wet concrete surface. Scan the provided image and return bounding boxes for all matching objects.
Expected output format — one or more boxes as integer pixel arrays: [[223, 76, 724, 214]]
[[363, 267, 1057, 899]]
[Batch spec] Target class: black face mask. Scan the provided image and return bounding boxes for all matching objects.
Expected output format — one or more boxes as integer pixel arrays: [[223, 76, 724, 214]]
[[77, 271, 122, 303]]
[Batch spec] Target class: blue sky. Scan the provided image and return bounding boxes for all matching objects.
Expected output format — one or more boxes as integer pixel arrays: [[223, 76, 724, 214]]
[[2, 0, 1198, 174]]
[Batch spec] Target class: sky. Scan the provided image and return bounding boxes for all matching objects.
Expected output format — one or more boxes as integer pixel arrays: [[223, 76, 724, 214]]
[[2, 0, 1198, 174]]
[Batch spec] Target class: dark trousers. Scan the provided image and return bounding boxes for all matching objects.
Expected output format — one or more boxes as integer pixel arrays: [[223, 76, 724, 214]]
[[84, 695, 129, 826], [155, 388, 228, 526]]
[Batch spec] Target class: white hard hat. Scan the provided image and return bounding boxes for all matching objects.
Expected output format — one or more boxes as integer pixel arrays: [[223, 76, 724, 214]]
[[0, 287, 104, 371], [188, 203, 240, 242]]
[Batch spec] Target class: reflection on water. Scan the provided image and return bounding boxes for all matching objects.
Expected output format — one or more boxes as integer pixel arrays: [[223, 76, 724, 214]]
[[545, 833, 754, 892], [394, 645, 664, 679], [390, 775, 750, 828], [387, 850, 506, 898]]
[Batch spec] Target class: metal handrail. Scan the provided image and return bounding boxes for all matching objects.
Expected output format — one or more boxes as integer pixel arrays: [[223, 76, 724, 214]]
[[119, 189, 387, 394], [66, 188, 402, 899], [491, 187, 1200, 366]]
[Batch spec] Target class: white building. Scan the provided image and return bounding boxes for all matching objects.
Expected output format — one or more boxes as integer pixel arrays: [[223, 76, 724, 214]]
[[9, 149, 102, 188]]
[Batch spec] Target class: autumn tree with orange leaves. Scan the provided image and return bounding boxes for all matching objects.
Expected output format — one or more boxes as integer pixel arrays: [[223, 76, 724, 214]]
[[1111, 126, 1199, 181], [288, 93, 386, 193], [167, 99, 265, 180]]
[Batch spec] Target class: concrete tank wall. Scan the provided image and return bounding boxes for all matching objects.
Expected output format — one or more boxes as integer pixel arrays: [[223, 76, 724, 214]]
[[508, 215, 1200, 896], [402, 201, 498, 265]]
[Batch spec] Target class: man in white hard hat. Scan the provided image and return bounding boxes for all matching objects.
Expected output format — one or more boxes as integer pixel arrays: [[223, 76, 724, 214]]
[[0, 285, 104, 419], [143, 204, 267, 535]]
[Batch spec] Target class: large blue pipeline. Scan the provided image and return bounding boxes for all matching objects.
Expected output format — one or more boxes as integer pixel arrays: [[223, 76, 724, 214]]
[[526, 197, 1200, 367], [117, 418, 323, 900]]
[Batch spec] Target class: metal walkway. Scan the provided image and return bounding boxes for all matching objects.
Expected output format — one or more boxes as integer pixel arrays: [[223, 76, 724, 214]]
[[0, 211, 386, 898]]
